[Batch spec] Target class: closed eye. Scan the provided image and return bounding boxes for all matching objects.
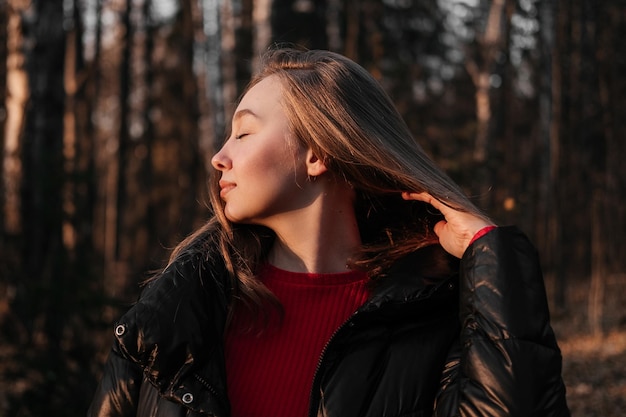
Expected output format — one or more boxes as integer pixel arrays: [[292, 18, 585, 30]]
[[235, 133, 248, 140]]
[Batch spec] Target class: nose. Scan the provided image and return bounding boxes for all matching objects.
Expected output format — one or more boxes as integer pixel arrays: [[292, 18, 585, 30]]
[[211, 146, 231, 171]]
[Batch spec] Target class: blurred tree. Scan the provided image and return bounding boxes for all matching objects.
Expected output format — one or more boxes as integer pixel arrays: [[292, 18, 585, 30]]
[[201, 0, 226, 139], [584, 0, 626, 335], [0, 0, 6, 234], [537, 0, 564, 310], [233, 0, 254, 93], [272, 0, 327, 49], [15, 0, 68, 413]]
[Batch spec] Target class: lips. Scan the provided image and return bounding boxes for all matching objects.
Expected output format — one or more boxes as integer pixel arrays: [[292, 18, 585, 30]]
[[219, 180, 236, 198]]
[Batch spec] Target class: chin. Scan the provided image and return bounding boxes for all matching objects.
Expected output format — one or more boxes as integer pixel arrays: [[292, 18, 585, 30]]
[[224, 208, 251, 224], [224, 212, 243, 223]]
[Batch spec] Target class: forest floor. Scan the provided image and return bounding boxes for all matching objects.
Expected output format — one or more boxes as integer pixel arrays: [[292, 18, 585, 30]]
[[550, 273, 626, 417]]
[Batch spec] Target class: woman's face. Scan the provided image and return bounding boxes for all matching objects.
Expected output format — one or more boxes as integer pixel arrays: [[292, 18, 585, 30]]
[[211, 75, 314, 227]]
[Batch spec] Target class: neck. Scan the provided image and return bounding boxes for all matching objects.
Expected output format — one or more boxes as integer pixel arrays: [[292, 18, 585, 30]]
[[267, 184, 361, 274]]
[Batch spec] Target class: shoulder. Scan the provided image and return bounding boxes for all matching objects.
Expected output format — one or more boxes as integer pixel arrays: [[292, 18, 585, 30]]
[[141, 236, 230, 303], [114, 238, 231, 365], [366, 245, 460, 309]]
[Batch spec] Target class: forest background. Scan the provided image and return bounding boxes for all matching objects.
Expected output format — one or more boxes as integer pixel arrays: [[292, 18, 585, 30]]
[[0, 0, 624, 416]]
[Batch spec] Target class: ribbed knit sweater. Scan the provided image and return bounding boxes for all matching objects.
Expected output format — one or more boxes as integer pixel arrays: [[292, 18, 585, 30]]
[[224, 264, 371, 417]]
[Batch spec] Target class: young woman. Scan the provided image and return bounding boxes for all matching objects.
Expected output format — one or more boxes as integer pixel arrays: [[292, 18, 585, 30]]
[[88, 48, 570, 417]]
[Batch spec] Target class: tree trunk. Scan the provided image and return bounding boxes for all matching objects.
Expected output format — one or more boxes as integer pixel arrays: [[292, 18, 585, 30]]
[[551, 5, 566, 312], [252, 0, 271, 71], [86, 0, 103, 266], [579, 0, 608, 334], [141, 0, 156, 267], [117, 0, 132, 262], [0, 0, 6, 235], [589, 192, 605, 336], [21, 0, 65, 298], [469, 0, 506, 164], [344, 0, 359, 60], [221, 0, 238, 120], [201, 0, 225, 142], [91, 0, 123, 302], [235, 0, 254, 93], [2, 0, 28, 237], [539, 0, 566, 311], [178, 0, 204, 240], [597, 1, 626, 278], [70, 0, 95, 268], [18, 1, 67, 409], [462, 0, 509, 210], [326, 0, 343, 51], [62, 0, 79, 259]]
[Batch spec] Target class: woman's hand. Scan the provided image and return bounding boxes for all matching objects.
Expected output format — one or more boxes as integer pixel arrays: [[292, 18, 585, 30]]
[[402, 191, 495, 258]]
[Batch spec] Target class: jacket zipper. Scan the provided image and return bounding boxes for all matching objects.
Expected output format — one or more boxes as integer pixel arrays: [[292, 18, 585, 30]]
[[194, 372, 221, 397], [193, 372, 224, 416], [306, 278, 452, 416], [307, 309, 362, 417]]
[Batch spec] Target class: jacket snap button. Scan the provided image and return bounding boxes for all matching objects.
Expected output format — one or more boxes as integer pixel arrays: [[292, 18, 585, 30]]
[[114, 324, 126, 336], [182, 393, 194, 404]]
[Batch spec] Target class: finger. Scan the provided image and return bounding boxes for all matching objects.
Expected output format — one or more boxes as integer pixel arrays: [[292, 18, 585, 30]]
[[432, 219, 447, 238], [401, 191, 433, 203], [402, 191, 450, 214]]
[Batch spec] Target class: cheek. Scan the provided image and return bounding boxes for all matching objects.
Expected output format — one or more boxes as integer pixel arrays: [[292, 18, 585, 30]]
[[249, 148, 308, 201], [256, 143, 304, 177]]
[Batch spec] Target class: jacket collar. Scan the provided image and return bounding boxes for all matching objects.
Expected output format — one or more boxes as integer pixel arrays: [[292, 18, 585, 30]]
[[362, 245, 459, 312], [114, 250, 231, 414]]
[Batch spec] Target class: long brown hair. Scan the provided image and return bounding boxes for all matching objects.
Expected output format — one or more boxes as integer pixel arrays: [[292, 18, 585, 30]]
[[167, 48, 488, 318]]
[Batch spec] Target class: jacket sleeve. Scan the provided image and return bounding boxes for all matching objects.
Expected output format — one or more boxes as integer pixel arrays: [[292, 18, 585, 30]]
[[434, 226, 570, 417], [87, 346, 143, 417]]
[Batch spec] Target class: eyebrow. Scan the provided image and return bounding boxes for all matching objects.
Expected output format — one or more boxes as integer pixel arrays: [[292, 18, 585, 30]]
[[232, 108, 260, 123]]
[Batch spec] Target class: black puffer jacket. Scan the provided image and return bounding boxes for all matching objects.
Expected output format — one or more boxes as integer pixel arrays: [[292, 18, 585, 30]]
[[87, 227, 570, 417]]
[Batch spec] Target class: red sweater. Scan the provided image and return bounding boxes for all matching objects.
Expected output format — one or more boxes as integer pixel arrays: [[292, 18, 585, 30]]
[[224, 264, 371, 417], [224, 228, 495, 416]]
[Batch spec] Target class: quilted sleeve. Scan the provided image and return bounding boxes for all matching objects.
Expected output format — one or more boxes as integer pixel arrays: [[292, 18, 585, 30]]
[[434, 226, 570, 417]]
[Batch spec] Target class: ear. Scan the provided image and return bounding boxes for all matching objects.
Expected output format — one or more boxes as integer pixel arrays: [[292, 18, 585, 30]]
[[305, 149, 328, 177]]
